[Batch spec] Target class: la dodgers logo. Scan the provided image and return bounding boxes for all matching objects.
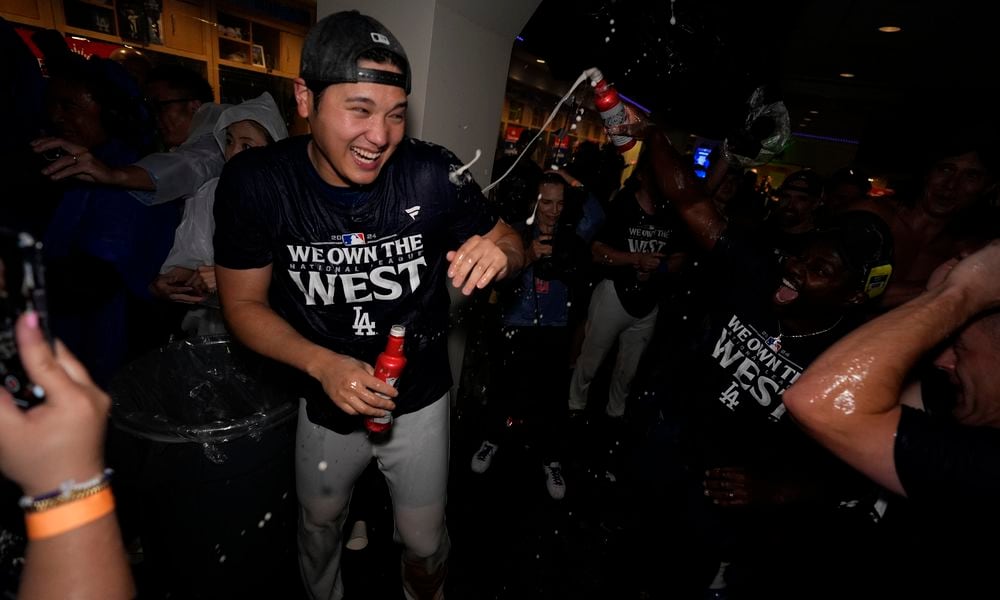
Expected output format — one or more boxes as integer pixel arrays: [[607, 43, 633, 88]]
[[353, 307, 376, 336]]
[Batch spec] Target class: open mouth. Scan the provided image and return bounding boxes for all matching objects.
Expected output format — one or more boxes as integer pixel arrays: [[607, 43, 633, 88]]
[[351, 146, 383, 166], [774, 277, 800, 304]]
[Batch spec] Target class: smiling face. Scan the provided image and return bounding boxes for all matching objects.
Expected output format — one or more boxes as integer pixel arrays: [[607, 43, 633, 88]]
[[933, 316, 1000, 427], [536, 182, 566, 233], [920, 151, 994, 219], [295, 59, 408, 188], [773, 239, 863, 316]]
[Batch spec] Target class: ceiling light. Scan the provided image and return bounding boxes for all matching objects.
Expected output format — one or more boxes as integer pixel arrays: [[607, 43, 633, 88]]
[[535, 58, 546, 64], [803, 117, 812, 122], [839, 72, 856, 78], [808, 109, 819, 114], [878, 25, 902, 33]]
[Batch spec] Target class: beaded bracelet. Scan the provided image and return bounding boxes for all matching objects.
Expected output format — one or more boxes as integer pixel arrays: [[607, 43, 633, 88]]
[[25, 487, 115, 540], [18, 468, 114, 511], [24, 480, 112, 513]]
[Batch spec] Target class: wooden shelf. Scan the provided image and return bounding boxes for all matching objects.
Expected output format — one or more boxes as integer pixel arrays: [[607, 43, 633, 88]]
[[215, 9, 301, 75]]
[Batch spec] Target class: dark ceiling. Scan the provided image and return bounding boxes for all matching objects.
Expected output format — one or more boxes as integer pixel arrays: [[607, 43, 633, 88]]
[[518, 0, 1000, 172]]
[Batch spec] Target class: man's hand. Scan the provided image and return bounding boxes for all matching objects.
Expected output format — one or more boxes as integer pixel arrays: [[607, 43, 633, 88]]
[[446, 235, 510, 295], [703, 467, 753, 506], [634, 252, 664, 273], [703, 467, 796, 507], [307, 351, 398, 417], [0, 312, 109, 496], [938, 240, 1000, 309], [526, 236, 553, 264], [31, 137, 114, 184], [926, 257, 961, 291], [185, 265, 217, 297], [151, 267, 204, 303], [605, 103, 655, 139]]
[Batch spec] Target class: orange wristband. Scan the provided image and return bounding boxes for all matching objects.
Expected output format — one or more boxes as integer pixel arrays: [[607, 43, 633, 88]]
[[25, 488, 115, 540]]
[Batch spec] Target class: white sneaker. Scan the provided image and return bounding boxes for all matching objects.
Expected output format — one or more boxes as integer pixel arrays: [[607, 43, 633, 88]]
[[543, 462, 566, 500], [471, 441, 499, 474]]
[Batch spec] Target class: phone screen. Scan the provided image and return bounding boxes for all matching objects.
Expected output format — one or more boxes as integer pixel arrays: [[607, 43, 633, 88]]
[[0, 229, 51, 409]]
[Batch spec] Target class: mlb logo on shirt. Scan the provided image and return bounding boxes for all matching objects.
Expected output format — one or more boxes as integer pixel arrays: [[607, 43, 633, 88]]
[[343, 233, 366, 246]]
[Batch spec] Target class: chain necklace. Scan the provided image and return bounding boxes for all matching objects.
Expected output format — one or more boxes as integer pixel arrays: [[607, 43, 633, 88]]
[[765, 316, 843, 352]]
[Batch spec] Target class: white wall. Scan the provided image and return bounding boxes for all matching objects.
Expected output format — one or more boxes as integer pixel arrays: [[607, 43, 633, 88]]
[[317, 0, 540, 186]]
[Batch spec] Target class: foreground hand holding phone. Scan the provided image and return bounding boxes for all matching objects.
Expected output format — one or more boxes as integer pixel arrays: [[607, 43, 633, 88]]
[[0, 229, 51, 410], [0, 312, 135, 599]]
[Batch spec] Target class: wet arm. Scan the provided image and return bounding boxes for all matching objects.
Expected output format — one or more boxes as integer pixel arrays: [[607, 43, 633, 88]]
[[646, 129, 727, 250], [783, 281, 984, 496]]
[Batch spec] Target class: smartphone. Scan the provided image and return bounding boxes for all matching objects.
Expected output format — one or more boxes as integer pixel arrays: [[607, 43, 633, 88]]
[[0, 228, 52, 409]]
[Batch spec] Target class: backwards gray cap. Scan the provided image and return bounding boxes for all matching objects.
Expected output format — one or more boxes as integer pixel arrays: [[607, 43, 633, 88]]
[[300, 10, 411, 94]]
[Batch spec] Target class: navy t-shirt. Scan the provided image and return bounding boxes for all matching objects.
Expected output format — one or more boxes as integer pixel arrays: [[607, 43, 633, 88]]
[[679, 234, 862, 495], [214, 136, 497, 432], [896, 405, 1000, 504], [596, 189, 688, 318]]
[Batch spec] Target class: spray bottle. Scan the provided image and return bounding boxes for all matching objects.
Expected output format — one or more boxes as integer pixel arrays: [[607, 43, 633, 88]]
[[365, 324, 406, 434], [587, 68, 636, 153]]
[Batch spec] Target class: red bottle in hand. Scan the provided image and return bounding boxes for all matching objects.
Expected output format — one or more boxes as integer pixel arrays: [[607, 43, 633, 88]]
[[366, 325, 406, 434], [591, 75, 636, 153]]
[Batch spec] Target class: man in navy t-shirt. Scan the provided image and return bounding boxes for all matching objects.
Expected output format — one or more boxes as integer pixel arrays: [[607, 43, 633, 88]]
[[213, 11, 523, 600]]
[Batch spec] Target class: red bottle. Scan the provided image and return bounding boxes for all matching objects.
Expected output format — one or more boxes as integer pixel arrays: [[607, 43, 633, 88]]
[[365, 324, 406, 434], [591, 73, 637, 153]]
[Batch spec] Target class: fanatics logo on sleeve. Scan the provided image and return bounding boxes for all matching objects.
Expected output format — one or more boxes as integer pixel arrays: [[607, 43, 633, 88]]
[[404, 206, 420, 220]]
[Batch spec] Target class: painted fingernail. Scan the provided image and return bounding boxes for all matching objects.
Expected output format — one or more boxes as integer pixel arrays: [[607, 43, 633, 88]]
[[25, 310, 38, 329]]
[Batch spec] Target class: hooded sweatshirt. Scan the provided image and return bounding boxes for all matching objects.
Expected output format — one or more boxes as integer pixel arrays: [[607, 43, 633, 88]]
[[160, 92, 289, 272]]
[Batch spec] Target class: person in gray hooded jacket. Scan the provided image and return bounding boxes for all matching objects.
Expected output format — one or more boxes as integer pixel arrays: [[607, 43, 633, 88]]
[[150, 91, 289, 334]]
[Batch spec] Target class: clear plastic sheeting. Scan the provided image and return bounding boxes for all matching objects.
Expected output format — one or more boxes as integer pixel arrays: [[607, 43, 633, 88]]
[[109, 334, 298, 445]]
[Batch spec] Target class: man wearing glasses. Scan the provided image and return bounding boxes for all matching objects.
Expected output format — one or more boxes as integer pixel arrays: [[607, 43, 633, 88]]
[[32, 63, 228, 208]]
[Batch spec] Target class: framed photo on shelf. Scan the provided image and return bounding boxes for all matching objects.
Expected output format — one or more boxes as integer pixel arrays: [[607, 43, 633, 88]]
[[251, 44, 266, 68]]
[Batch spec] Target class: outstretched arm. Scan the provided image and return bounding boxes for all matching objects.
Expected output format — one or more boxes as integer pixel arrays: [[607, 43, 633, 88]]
[[783, 241, 1000, 495], [32, 137, 155, 189], [645, 129, 727, 250], [446, 219, 524, 295]]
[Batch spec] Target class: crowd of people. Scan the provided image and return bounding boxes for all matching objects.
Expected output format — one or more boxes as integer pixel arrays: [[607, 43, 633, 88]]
[[2, 7, 999, 600]]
